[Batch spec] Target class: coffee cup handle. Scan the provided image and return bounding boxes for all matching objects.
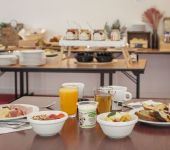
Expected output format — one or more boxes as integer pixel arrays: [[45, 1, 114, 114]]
[[125, 92, 132, 101]]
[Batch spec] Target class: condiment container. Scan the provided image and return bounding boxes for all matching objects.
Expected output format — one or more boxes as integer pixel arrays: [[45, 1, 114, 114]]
[[77, 101, 98, 128]]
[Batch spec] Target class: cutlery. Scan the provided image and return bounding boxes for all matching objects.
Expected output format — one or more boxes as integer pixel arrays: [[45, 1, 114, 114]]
[[123, 104, 142, 109], [40, 101, 56, 109], [0, 119, 28, 124], [0, 122, 27, 129]]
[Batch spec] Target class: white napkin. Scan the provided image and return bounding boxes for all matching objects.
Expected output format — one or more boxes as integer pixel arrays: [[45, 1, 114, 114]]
[[0, 125, 32, 134]]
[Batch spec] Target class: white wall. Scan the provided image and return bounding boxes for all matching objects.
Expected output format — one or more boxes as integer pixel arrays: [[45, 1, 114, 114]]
[[0, 0, 170, 98], [0, 0, 170, 35]]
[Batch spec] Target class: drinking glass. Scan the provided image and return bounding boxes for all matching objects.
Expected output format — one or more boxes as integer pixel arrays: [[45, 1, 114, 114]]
[[94, 89, 112, 114], [59, 85, 78, 117]]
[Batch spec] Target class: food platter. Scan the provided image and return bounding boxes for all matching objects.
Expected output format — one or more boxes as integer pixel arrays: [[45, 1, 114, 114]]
[[128, 99, 170, 127], [45, 50, 58, 57], [130, 107, 170, 127], [0, 104, 39, 121], [130, 108, 170, 127]]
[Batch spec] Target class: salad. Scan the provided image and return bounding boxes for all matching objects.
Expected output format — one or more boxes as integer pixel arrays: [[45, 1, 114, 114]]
[[104, 111, 132, 122]]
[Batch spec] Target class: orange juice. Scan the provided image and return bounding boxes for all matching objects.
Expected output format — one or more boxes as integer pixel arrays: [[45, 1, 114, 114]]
[[59, 86, 78, 117]]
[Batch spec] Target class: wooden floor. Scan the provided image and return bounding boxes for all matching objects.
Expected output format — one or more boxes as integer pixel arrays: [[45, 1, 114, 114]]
[[0, 94, 15, 104]]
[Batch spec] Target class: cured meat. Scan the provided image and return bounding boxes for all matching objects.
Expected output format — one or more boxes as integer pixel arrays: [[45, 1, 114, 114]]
[[0, 104, 33, 118]]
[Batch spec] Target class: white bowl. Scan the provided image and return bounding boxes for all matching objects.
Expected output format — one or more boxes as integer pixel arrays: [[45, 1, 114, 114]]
[[97, 112, 138, 139], [19, 50, 46, 66], [27, 111, 68, 136]]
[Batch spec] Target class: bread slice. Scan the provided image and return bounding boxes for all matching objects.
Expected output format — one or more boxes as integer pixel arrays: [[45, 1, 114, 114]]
[[135, 110, 158, 122], [153, 111, 170, 122], [143, 103, 168, 111]]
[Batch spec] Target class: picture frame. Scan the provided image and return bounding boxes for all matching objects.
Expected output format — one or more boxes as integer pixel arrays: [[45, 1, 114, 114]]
[[163, 17, 170, 33]]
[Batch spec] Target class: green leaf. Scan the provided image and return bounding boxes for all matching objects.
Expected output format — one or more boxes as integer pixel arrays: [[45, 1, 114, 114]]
[[107, 111, 116, 117]]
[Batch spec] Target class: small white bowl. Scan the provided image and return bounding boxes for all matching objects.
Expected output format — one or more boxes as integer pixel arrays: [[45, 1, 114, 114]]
[[97, 112, 138, 139], [27, 111, 68, 136]]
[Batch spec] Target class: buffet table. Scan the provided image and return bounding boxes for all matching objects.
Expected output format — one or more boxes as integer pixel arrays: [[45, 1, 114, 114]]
[[0, 96, 170, 150], [0, 58, 146, 99]]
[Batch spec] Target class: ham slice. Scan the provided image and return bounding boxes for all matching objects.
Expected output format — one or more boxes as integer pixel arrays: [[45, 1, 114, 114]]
[[7, 105, 33, 118]]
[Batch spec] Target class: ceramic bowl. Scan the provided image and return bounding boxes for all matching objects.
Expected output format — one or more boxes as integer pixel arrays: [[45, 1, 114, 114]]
[[27, 111, 68, 136], [97, 112, 138, 139], [95, 52, 113, 62], [75, 52, 94, 62]]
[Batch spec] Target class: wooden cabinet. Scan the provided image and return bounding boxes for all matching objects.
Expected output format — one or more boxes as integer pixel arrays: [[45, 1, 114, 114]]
[[127, 31, 151, 48]]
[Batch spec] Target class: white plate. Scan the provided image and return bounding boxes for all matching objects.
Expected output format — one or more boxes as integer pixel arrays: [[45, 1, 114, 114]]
[[130, 107, 170, 127], [0, 104, 39, 121], [138, 119, 170, 127]]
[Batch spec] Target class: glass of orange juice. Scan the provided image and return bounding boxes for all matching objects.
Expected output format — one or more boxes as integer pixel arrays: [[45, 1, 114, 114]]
[[59, 85, 78, 117]]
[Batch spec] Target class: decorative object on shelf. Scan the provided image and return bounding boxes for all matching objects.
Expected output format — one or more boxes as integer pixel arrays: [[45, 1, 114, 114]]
[[142, 7, 163, 49], [95, 52, 113, 63], [93, 29, 106, 41], [163, 17, 170, 43], [65, 29, 79, 40], [79, 29, 91, 41], [163, 33, 170, 43], [18, 28, 46, 41], [163, 17, 170, 33], [0, 21, 23, 47], [75, 52, 94, 62], [128, 23, 146, 32], [104, 20, 126, 40], [111, 29, 120, 41], [127, 31, 151, 48], [152, 31, 159, 49]]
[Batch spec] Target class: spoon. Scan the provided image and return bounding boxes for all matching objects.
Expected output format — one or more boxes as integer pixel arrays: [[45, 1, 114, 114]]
[[40, 101, 56, 109]]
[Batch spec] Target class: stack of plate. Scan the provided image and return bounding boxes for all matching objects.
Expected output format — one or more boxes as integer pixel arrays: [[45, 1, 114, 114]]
[[0, 55, 17, 66], [19, 50, 46, 66], [128, 24, 146, 32]]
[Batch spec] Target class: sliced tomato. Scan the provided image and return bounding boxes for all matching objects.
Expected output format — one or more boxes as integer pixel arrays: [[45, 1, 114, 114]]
[[48, 113, 65, 120], [48, 114, 58, 119], [56, 113, 65, 119]]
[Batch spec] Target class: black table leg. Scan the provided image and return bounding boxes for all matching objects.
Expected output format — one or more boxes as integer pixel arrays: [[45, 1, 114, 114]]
[[109, 73, 113, 85], [26, 72, 29, 95], [136, 73, 140, 98], [100, 73, 104, 86], [14, 72, 18, 99], [20, 71, 24, 97]]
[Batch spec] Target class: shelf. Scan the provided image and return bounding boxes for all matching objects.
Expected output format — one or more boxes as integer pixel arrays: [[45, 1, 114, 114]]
[[59, 39, 127, 48]]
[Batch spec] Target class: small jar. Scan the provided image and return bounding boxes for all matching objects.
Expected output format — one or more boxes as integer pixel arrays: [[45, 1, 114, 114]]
[[79, 29, 91, 41], [93, 29, 106, 41], [65, 29, 79, 40]]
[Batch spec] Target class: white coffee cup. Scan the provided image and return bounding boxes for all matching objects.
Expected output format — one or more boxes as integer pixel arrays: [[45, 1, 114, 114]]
[[106, 86, 132, 102], [62, 82, 85, 98]]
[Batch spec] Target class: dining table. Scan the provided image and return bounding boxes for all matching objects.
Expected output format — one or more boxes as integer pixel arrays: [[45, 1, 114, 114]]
[[0, 96, 170, 150], [0, 58, 146, 99]]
